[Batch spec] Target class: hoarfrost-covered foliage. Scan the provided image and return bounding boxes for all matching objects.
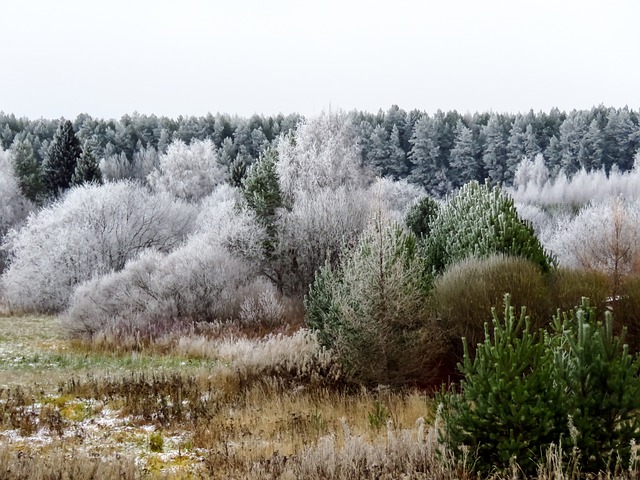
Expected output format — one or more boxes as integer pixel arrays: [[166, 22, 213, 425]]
[[64, 195, 283, 337], [148, 139, 227, 202], [196, 184, 266, 261], [274, 186, 372, 294], [546, 197, 640, 296], [0, 149, 35, 272], [63, 235, 280, 338], [1, 181, 196, 312], [99, 146, 159, 184], [510, 153, 640, 205], [265, 112, 377, 295], [276, 111, 371, 201], [369, 177, 426, 223]]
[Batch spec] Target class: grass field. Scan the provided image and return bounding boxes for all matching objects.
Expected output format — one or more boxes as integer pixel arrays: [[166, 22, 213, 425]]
[[0, 315, 442, 479]]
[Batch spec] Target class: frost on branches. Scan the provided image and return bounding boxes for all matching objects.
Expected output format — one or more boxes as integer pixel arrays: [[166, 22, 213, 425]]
[[1, 181, 196, 312]]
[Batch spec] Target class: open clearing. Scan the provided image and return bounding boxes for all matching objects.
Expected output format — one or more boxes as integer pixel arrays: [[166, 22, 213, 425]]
[[0, 315, 435, 479]]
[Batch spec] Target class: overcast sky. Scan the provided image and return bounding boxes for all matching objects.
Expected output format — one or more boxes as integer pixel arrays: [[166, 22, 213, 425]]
[[1, 0, 639, 120]]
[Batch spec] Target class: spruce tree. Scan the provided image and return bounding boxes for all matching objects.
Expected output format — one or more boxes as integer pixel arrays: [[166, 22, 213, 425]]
[[42, 120, 82, 197], [11, 139, 45, 203], [71, 142, 103, 186]]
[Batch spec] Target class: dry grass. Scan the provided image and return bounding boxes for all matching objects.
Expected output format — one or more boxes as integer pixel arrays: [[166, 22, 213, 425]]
[[0, 315, 639, 479]]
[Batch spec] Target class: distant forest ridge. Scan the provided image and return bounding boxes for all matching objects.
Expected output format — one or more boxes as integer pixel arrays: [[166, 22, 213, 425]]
[[1, 105, 638, 196]]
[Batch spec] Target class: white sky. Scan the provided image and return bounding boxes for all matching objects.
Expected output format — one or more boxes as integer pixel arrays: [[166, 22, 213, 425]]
[[1, 0, 639, 119]]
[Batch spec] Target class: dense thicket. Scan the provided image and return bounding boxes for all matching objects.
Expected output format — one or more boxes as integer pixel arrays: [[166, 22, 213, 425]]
[[2, 105, 639, 198]]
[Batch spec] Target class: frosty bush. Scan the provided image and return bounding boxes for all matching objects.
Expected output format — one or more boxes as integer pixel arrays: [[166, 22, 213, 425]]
[[0, 149, 35, 272], [1, 181, 195, 312], [369, 177, 426, 224], [197, 183, 267, 262], [148, 139, 227, 202], [275, 186, 372, 296], [63, 232, 285, 339], [546, 196, 640, 298], [510, 153, 640, 206], [64, 185, 284, 339]]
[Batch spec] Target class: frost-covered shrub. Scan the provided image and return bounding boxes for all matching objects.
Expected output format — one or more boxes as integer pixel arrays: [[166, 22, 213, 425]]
[[546, 197, 640, 297], [0, 149, 35, 273], [197, 184, 266, 262], [305, 215, 444, 387], [63, 186, 286, 339], [275, 186, 372, 296], [369, 177, 426, 224], [148, 139, 227, 202], [426, 180, 554, 273], [62, 233, 268, 338], [1, 181, 195, 312]]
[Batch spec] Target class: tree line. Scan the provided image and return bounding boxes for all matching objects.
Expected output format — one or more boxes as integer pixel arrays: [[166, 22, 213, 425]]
[[2, 105, 639, 201]]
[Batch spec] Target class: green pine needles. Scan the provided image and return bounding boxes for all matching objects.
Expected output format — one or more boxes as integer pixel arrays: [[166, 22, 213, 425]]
[[440, 295, 640, 476], [425, 180, 555, 273], [305, 214, 444, 387]]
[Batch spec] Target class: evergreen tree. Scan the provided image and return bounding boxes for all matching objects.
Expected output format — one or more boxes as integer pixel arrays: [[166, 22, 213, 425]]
[[11, 139, 45, 203], [241, 148, 284, 285], [71, 142, 103, 186], [408, 115, 441, 189], [482, 114, 509, 183], [426, 180, 554, 273], [559, 111, 588, 176], [577, 119, 604, 170], [603, 107, 637, 171], [305, 215, 441, 387], [387, 124, 409, 179], [523, 123, 541, 159], [449, 120, 479, 186], [42, 120, 82, 197]]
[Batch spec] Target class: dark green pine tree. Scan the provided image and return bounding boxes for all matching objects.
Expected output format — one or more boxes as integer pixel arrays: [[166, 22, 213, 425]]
[[71, 142, 103, 186], [11, 139, 45, 203], [42, 119, 82, 197]]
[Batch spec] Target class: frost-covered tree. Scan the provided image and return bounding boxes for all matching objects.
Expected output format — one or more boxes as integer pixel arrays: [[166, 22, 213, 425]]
[[577, 119, 604, 170], [482, 114, 510, 184], [1, 181, 196, 312], [512, 154, 550, 191], [276, 111, 371, 202], [449, 120, 479, 186], [42, 120, 82, 197], [546, 197, 640, 298], [603, 107, 638, 171], [408, 115, 441, 188], [148, 138, 227, 202], [559, 110, 589, 176], [369, 177, 426, 224], [275, 186, 372, 296]]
